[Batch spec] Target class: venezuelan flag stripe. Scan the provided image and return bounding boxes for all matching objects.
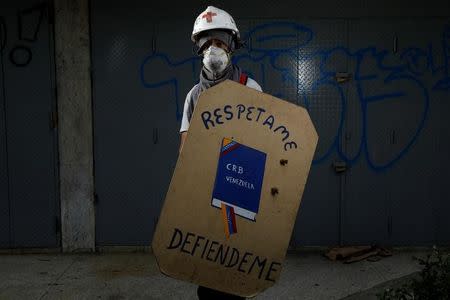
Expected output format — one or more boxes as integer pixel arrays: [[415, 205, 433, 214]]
[[221, 203, 230, 238], [221, 138, 239, 156], [222, 137, 233, 147], [230, 206, 237, 233], [221, 203, 238, 238], [226, 205, 237, 235], [221, 143, 239, 156]]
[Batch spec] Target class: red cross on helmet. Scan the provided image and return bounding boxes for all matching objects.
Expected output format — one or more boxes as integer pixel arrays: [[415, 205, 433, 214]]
[[192, 6, 241, 47]]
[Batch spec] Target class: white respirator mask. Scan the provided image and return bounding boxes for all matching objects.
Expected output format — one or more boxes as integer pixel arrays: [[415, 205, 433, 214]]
[[202, 45, 230, 76]]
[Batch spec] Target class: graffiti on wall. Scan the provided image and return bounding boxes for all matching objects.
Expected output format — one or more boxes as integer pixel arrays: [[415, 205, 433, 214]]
[[0, 3, 46, 67], [140, 22, 450, 171]]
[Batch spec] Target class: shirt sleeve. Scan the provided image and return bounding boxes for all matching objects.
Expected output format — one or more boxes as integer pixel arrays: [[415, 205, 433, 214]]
[[246, 78, 263, 92], [179, 87, 194, 133]]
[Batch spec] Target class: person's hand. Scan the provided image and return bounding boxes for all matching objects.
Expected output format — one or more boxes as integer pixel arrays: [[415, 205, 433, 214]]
[[179, 132, 187, 154]]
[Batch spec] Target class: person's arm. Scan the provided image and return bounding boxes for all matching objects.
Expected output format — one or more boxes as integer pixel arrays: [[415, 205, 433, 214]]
[[246, 77, 262, 92], [179, 87, 195, 154], [179, 131, 187, 154]]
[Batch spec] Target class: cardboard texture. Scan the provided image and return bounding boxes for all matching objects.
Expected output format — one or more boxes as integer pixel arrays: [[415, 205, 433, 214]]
[[152, 80, 318, 297]]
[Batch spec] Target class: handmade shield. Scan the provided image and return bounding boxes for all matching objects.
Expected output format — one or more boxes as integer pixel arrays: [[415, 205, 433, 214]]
[[152, 80, 318, 297]]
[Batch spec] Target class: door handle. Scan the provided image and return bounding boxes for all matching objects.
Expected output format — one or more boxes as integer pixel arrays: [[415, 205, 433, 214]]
[[333, 161, 347, 173]]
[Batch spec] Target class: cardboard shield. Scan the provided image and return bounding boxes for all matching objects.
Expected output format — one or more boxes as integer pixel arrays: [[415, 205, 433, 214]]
[[152, 80, 318, 297]]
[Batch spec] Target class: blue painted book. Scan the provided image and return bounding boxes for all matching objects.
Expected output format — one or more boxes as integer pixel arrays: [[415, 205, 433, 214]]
[[211, 138, 267, 221]]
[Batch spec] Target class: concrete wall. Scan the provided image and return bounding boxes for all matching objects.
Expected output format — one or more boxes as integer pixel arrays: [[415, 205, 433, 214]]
[[54, 0, 95, 252]]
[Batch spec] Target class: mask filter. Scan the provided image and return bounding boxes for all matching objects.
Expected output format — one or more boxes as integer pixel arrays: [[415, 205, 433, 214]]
[[202, 46, 230, 77]]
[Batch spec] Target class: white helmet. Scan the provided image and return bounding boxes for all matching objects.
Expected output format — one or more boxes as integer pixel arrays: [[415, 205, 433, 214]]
[[191, 6, 240, 47]]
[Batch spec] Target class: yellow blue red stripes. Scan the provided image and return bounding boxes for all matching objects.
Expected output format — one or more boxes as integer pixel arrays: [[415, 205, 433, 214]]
[[221, 203, 237, 238]]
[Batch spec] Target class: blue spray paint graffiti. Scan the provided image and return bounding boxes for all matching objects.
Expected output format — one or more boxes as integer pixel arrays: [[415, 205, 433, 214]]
[[140, 22, 450, 171]]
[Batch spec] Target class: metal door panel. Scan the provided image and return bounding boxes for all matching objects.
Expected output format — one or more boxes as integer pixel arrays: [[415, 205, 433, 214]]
[[1, 1, 57, 247], [0, 15, 10, 248]]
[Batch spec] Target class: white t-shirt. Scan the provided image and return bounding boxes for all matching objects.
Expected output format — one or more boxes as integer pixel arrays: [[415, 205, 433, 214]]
[[180, 78, 262, 133]]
